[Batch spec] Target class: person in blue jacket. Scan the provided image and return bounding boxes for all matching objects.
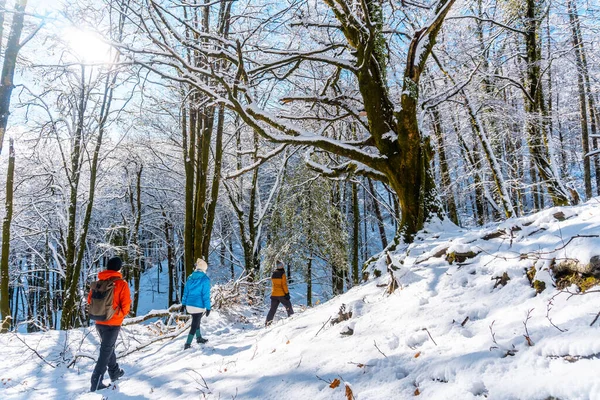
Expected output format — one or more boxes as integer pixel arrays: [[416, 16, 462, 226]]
[[182, 258, 211, 350]]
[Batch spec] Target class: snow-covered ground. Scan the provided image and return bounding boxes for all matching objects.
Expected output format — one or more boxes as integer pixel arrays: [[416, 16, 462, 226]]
[[1, 200, 600, 399]]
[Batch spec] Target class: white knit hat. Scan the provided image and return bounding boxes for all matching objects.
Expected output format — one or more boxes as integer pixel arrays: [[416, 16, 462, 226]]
[[195, 258, 208, 272]]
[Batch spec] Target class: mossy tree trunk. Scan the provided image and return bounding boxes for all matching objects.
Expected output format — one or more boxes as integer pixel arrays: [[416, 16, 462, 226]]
[[0, 139, 15, 332], [135, 0, 456, 244]]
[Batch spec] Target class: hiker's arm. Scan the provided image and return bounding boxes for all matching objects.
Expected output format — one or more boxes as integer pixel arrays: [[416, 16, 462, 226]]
[[182, 281, 189, 305], [203, 279, 211, 311], [120, 283, 131, 317], [282, 274, 289, 295]]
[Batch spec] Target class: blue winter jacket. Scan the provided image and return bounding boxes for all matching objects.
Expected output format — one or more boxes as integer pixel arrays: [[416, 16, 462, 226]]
[[182, 271, 211, 310]]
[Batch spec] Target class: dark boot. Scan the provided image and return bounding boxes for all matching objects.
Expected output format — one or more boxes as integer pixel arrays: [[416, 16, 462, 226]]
[[184, 343, 191, 350], [90, 380, 110, 392], [196, 336, 208, 344], [110, 368, 124, 382]]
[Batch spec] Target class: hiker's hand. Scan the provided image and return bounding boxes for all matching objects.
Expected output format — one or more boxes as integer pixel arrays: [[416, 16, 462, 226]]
[[205, 310, 211, 317]]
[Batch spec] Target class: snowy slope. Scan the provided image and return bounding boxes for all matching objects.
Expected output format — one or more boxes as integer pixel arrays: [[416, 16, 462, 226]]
[[1, 200, 600, 399]]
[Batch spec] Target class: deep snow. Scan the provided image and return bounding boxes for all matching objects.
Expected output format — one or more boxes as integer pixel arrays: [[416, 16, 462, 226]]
[[1, 200, 600, 399]]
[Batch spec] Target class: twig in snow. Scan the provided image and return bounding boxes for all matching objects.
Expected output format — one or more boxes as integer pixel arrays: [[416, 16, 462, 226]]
[[67, 353, 96, 369], [315, 316, 332, 337], [488, 320, 517, 357], [546, 292, 567, 332], [373, 340, 388, 358], [348, 361, 374, 368], [489, 320, 498, 350], [13, 333, 56, 369], [250, 340, 259, 361], [591, 311, 600, 327], [422, 328, 438, 346], [523, 308, 534, 346], [461, 316, 469, 327], [116, 321, 190, 359], [187, 369, 210, 392]]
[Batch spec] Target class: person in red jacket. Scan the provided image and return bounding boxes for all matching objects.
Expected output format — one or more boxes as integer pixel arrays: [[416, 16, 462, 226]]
[[88, 256, 131, 392], [265, 260, 294, 326]]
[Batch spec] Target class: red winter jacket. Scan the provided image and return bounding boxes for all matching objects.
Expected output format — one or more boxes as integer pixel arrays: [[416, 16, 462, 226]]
[[87, 270, 131, 326]]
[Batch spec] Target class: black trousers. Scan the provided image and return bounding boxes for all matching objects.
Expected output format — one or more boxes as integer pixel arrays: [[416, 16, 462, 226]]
[[189, 312, 204, 336], [265, 296, 294, 324], [91, 324, 121, 390]]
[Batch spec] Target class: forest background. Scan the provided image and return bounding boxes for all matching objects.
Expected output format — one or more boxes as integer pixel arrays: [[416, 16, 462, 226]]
[[0, 0, 599, 333]]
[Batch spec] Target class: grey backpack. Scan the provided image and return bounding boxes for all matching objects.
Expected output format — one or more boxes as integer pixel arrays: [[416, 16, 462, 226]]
[[89, 277, 120, 321]]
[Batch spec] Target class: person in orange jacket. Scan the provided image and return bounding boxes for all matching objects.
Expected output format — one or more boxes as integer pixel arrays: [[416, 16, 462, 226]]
[[88, 256, 131, 392], [265, 260, 294, 326]]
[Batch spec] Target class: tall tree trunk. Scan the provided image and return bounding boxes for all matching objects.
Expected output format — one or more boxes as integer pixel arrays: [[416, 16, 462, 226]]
[[568, 0, 592, 198], [0, 0, 27, 155], [367, 178, 387, 248], [0, 0, 7, 47], [453, 115, 485, 224], [463, 92, 515, 217], [523, 0, 571, 206], [130, 164, 143, 317], [60, 66, 87, 329], [193, 108, 214, 262], [1, 139, 15, 332], [201, 104, 225, 260], [430, 107, 459, 224], [351, 180, 359, 286], [306, 256, 312, 307], [182, 102, 195, 277], [62, 26, 123, 327], [246, 162, 260, 280], [568, 0, 600, 195], [331, 183, 345, 295], [163, 210, 175, 306], [0, 0, 28, 330]]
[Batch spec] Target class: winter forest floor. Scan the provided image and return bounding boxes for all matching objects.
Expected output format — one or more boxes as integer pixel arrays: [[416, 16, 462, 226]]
[[2, 201, 600, 399]]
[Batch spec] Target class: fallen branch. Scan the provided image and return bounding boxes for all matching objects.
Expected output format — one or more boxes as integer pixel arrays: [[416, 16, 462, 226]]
[[546, 293, 567, 332], [422, 328, 438, 346], [122, 304, 186, 326], [116, 321, 190, 359], [488, 320, 517, 357], [547, 352, 600, 362], [67, 352, 96, 369], [315, 316, 332, 337], [591, 311, 600, 327], [13, 333, 56, 369], [187, 368, 210, 392], [373, 340, 388, 358], [522, 308, 534, 346]]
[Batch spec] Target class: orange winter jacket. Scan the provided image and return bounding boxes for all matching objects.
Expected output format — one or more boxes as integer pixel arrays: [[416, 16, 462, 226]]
[[87, 270, 131, 326], [270, 268, 289, 297]]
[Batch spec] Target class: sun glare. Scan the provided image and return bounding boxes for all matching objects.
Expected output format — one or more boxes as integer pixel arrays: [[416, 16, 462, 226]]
[[64, 28, 112, 64]]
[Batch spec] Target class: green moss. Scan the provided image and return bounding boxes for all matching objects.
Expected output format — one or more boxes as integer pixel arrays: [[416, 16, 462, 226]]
[[533, 280, 546, 294], [446, 252, 455, 265], [555, 271, 600, 292], [446, 251, 478, 265], [526, 265, 536, 284], [580, 276, 599, 292]]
